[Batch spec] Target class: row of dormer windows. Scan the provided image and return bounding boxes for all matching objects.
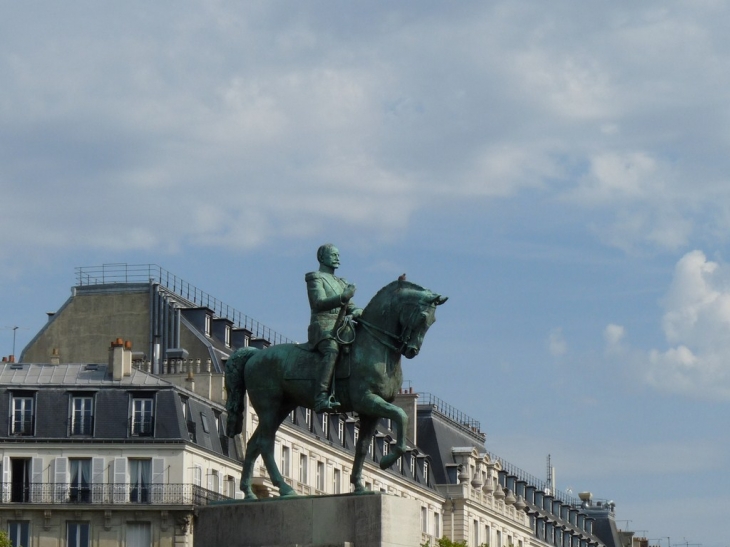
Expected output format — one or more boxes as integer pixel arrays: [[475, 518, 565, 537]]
[[8, 392, 154, 438]]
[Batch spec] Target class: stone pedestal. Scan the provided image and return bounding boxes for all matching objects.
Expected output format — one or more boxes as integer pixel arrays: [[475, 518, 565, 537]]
[[194, 493, 421, 547]]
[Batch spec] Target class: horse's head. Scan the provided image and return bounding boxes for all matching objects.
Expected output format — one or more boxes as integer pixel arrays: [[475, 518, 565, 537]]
[[362, 279, 447, 359], [397, 287, 448, 359]]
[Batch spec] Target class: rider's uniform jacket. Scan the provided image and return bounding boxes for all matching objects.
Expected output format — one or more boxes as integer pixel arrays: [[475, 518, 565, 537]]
[[305, 271, 361, 347]]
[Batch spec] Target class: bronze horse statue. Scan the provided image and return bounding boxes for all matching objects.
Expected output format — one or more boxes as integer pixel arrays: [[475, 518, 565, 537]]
[[225, 279, 447, 499]]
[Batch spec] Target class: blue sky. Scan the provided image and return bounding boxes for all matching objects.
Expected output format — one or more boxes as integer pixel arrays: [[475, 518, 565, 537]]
[[2, 2, 730, 545]]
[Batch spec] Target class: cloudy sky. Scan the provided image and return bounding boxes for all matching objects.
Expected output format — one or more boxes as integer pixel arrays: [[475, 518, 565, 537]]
[[2, 1, 730, 544]]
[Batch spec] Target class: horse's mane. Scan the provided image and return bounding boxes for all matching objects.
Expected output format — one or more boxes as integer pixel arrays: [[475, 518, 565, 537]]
[[363, 279, 429, 316]]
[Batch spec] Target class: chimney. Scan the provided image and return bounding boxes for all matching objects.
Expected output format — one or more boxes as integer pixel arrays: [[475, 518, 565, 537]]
[[393, 388, 419, 445], [109, 339, 124, 380], [50, 348, 60, 365], [123, 340, 133, 377]]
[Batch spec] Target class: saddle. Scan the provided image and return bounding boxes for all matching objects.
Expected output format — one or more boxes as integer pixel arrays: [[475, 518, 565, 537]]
[[283, 344, 351, 381]]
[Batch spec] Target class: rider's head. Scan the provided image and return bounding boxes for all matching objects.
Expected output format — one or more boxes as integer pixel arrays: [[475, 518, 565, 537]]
[[317, 244, 340, 270]]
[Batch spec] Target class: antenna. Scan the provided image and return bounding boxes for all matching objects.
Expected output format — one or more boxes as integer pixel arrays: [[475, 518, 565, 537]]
[[546, 454, 554, 494], [2, 325, 30, 360]]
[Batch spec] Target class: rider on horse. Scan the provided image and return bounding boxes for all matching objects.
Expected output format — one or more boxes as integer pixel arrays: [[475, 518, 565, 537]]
[[305, 244, 362, 413]]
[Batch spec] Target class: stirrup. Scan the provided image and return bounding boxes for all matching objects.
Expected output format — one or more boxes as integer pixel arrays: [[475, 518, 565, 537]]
[[314, 393, 340, 413]]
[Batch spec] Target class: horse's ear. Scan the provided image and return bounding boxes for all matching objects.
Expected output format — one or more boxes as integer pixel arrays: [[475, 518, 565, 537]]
[[431, 294, 448, 305]]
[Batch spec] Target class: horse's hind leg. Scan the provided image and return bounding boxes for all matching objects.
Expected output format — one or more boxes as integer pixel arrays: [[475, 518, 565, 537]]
[[240, 426, 263, 500], [350, 414, 377, 494]]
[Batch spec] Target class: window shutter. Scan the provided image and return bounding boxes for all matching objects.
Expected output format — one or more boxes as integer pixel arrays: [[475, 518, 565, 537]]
[[92, 457, 105, 502], [112, 457, 127, 503], [1, 457, 10, 502], [151, 458, 164, 503], [51, 457, 68, 502], [31, 457, 44, 502]]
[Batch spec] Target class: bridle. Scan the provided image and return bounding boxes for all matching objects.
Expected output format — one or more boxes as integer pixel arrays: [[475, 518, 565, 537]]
[[355, 302, 433, 354]]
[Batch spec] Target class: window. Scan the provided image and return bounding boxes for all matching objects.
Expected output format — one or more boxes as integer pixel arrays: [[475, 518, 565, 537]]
[[434, 512, 440, 538], [126, 522, 151, 547], [204, 315, 211, 336], [497, 530, 502, 547], [192, 466, 202, 487], [423, 462, 429, 484], [421, 507, 428, 534], [11, 395, 34, 435], [305, 408, 312, 431], [281, 446, 291, 477], [225, 476, 236, 498], [368, 437, 374, 456], [71, 396, 94, 435], [410, 455, 416, 476], [338, 419, 345, 445], [208, 469, 220, 493], [225, 325, 231, 347], [472, 519, 479, 546], [316, 461, 325, 491], [382, 441, 389, 456], [131, 397, 154, 436], [354, 426, 359, 446], [299, 454, 308, 484], [69, 459, 91, 503], [485, 525, 491, 547], [322, 413, 329, 439], [333, 468, 341, 494], [67, 522, 90, 547], [201, 413, 210, 433], [129, 459, 151, 503], [8, 521, 29, 547]]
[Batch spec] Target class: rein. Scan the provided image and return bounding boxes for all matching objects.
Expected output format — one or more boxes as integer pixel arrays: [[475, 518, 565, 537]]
[[355, 317, 404, 353]]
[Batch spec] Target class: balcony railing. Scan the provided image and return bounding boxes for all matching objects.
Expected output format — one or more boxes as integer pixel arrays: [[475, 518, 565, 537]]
[[0, 483, 231, 506]]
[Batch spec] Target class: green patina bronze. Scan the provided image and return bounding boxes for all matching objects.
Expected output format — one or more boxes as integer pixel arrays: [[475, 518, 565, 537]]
[[225, 248, 447, 500]]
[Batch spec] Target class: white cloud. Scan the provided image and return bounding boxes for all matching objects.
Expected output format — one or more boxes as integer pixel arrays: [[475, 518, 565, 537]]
[[631, 250, 730, 399], [604, 323, 625, 351], [548, 328, 567, 356]]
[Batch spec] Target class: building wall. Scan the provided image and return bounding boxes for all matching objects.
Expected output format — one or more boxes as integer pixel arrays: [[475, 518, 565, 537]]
[[22, 288, 151, 364]]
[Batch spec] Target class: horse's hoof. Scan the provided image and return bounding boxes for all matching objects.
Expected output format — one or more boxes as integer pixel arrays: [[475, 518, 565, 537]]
[[379, 453, 400, 470], [278, 485, 298, 498], [244, 492, 258, 501]]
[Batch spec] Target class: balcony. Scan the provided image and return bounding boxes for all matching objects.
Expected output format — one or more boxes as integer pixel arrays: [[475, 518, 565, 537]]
[[0, 483, 231, 506]]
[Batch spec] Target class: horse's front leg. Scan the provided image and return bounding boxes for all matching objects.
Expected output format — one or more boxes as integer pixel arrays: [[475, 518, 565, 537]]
[[351, 415, 377, 493], [357, 393, 408, 470]]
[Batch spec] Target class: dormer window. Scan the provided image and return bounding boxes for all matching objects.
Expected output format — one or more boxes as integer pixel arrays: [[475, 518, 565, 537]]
[[11, 394, 34, 436], [131, 397, 154, 437], [70, 395, 94, 436], [204, 315, 211, 336], [225, 325, 231, 347]]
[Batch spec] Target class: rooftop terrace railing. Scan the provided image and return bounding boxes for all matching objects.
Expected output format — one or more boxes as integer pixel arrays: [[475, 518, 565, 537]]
[[416, 391, 579, 506], [417, 392, 481, 431], [74, 263, 293, 345], [484, 451, 579, 506]]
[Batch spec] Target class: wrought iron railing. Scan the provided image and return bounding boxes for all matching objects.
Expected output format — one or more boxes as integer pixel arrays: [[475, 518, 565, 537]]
[[417, 392, 482, 431], [0, 483, 230, 506], [74, 263, 292, 345]]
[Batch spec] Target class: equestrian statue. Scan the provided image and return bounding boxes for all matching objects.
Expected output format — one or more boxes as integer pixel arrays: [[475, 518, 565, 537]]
[[225, 244, 447, 500]]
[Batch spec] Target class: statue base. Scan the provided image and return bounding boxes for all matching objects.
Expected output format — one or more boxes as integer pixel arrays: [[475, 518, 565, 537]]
[[194, 492, 422, 547]]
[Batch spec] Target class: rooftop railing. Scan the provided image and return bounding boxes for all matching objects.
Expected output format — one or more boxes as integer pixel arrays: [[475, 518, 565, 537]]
[[417, 392, 482, 431], [74, 263, 293, 345], [416, 391, 578, 506]]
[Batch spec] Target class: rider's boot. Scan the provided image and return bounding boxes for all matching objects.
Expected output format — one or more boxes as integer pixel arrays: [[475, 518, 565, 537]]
[[314, 349, 340, 413]]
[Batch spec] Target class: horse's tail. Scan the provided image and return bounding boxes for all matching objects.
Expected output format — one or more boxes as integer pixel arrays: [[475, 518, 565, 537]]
[[225, 347, 258, 437]]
